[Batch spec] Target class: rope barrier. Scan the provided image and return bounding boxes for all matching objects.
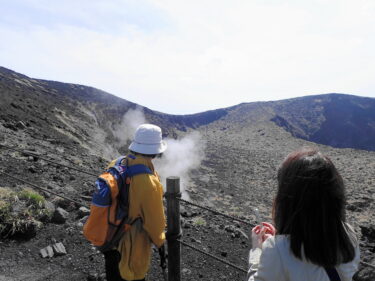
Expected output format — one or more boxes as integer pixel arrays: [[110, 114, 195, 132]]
[[1, 143, 375, 272], [179, 198, 375, 271], [0, 143, 99, 177], [178, 239, 248, 274], [178, 197, 255, 227], [360, 261, 375, 269], [0, 171, 89, 209], [2, 172, 373, 273], [179, 237, 375, 273]]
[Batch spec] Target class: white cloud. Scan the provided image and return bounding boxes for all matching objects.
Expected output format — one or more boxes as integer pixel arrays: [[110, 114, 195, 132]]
[[0, 0, 374, 113]]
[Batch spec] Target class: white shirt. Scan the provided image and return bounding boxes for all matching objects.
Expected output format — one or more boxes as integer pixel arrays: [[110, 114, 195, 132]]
[[247, 235, 360, 281]]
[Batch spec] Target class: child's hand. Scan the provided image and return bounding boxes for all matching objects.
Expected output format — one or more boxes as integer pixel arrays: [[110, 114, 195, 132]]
[[251, 222, 276, 249]]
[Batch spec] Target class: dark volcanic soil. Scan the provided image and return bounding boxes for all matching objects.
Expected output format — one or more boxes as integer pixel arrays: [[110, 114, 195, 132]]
[[0, 68, 374, 281]]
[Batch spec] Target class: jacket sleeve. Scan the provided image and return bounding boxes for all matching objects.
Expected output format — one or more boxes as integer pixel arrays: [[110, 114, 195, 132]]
[[247, 237, 284, 281], [139, 176, 166, 248]]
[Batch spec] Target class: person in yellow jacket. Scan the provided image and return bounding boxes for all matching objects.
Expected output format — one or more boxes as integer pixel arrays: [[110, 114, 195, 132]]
[[104, 124, 167, 281]]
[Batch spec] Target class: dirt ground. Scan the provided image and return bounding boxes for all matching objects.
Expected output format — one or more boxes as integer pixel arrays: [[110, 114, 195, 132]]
[[0, 68, 374, 280], [1, 119, 374, 280]]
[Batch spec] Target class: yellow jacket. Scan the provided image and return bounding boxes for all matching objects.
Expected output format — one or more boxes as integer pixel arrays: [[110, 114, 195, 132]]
[[113, 155, 166, 280]]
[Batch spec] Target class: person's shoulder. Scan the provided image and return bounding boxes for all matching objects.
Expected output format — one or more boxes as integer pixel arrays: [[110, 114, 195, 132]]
[[132, 172, 162, 190], [263, 235, 291, 255], [132, 172, 154, 182]]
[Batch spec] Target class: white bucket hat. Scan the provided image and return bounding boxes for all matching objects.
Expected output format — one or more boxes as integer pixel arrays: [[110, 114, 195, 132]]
[[129, 124, 167, 155]]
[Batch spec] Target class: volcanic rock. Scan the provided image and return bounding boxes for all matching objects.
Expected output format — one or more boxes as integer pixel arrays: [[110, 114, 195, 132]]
[[51, 207, 69, 224]]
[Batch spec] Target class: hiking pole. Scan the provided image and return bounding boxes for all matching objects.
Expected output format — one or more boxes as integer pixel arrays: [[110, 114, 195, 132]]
[[158, 244, 167, 281]]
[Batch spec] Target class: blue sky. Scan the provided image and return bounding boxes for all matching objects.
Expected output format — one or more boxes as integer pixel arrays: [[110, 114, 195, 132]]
[[1, 0, 374, 114]]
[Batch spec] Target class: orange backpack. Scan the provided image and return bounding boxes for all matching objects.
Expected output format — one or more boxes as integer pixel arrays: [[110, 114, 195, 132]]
[[83, 155, 152, 252]]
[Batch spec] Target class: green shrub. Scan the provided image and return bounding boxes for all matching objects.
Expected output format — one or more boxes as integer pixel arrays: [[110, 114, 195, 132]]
[[18, 188, 45, 208], [193, 217, 207, 227], [0, 187, 48, 239], [0, 187, 15, 220], [0, 187, 16, 201], [0, 200, 12, 234]]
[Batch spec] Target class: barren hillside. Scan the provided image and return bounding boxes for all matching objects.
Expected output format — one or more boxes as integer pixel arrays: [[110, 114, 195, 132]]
[[0, 67, 374, 280]]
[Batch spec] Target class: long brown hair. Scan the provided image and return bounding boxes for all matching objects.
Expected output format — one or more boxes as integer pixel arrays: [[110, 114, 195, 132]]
[[274, 148, 355, 266]]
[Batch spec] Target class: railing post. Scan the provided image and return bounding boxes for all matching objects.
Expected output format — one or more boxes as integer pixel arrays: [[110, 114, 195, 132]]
[[166, 176, 181, 281]]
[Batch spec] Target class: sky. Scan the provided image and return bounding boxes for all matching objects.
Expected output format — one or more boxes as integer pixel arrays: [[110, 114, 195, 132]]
[[0, 0, 374, 114]]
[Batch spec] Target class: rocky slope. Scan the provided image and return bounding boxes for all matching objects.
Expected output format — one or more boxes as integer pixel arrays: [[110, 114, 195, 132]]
[[0, 67, 374, 280], [269, 94, 375, 151]]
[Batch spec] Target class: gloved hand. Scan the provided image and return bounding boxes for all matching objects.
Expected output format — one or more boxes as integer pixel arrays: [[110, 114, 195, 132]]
[[251, 222, 276, 249]]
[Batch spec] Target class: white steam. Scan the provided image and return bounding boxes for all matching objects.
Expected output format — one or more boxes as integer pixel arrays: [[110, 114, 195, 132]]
[[154, 132, 205, 199], [100, 145, 119, 161], [101, 107, 147, 159], [108, 109, 205, 199], [112, 107, 147, 145]]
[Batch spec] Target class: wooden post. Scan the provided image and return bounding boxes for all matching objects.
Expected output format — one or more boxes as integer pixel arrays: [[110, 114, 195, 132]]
[[166, 176, 181, 281]]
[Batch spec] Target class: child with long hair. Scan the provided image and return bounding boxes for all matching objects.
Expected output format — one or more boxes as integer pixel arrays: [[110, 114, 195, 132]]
[[247, 149, 360, 281]]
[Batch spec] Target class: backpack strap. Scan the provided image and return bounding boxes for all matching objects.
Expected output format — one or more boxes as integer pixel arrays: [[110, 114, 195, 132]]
[[109, 156, 153, 180], [113, 154, 137, 165], [115, 156, 127, 165], [127, 164, 153, 177], [109, 156, 153, 220], [324, 267, 341, 281], [111, 156, 127, 174]]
